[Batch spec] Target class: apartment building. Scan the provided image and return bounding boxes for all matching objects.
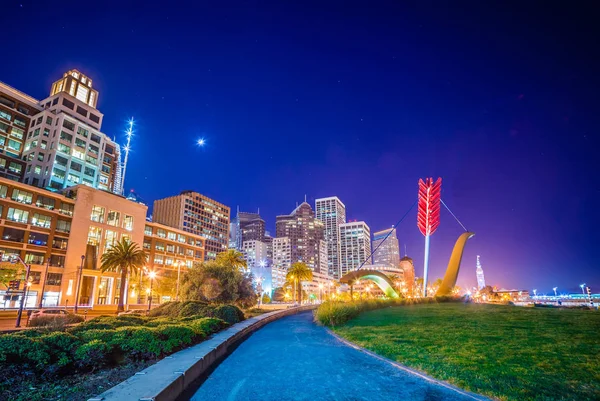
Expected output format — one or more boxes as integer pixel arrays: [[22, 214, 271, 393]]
[[315, 196, 346, 279], [153, 190, 230, 260], [339, 221, 372, 277]]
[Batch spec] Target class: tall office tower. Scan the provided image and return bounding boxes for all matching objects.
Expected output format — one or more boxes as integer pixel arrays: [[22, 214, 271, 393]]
[[339, 221, 371, 277], [264, 232, 273, 266], [241, 240, 272, 296], [0, 81, 41, 182], [271, 236, 291, 289], [315, 197, 346, 279], [2, 70, 122, 193], [399, 256, 415, 295], [232, 210, 265, 250], [153, 190, 230, 260], [476, 255, 486, 290], [372, 228, 400, 268], [275, 201, 325, 273]]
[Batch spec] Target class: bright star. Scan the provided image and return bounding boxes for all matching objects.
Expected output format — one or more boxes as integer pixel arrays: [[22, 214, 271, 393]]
[[196, 138, 206, 147]]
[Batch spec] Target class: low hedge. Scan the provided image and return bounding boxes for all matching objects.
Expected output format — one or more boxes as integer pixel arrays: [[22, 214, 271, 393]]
[[315, 297, 461, 327], [148, 301, 245, 324], [29, 313, 84, 328]]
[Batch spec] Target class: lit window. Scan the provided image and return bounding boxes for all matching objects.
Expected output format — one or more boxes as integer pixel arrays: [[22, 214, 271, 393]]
[[89, 92, 96, 106], [122, 215, 134, 231], [91, 205, 105, 223], [69, 81, 76, 96], [31, 213, 52, 228], [87, 226, 102, 245], [107, 210, 120, 227], [104, 230, 118, 251], [7, 207, 29, 223], [76, 85, 89, 103]]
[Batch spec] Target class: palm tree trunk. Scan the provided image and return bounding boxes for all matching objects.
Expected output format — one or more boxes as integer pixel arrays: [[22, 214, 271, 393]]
[[118, 270, 127, 312], [350, 284, 354, 300]]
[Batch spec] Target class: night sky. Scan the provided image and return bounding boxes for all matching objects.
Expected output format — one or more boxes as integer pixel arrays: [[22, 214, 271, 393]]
[[2, 1, 598, 294]]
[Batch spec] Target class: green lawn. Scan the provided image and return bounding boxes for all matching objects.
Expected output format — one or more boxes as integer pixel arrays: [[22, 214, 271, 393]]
[[333, 303, 600, 401]]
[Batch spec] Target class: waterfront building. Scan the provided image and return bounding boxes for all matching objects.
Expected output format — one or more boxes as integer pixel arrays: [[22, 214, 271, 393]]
[[315, 196, 346, 279], [0, 176, 205, 309], [476, 255, 486, 289], [372, 228, 400, 268], [153, 190, 230, 260], [399, 256, 415, 296], [339, 221, 371, 276], [275, 201, 326, 273]]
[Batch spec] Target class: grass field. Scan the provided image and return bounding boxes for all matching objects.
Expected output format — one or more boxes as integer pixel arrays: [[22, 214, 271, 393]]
[[333, 303, 600, 401]]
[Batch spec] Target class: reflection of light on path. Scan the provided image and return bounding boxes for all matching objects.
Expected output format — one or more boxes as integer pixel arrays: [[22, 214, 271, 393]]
[[226, 378, 246, 401]]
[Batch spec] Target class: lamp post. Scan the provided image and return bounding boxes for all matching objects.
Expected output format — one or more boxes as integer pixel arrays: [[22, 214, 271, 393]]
[[74, 255, 85, 313], [318, 283, 324, 303], [147, 271, 156, 312], [137, 266, 147, 305], [256, 276, 263, 307], [13, 256, 31, 328], [38, 259, 50, 309], [580, 284, 586, 295], [175, 261, 183, 301]]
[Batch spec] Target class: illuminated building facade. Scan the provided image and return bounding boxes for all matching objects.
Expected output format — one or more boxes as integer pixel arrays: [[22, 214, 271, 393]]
[[153, 190, 230, 260], [0, 176, 205, 309], [372, 228, 400, 268], [2, 70, 122, 193], [339, 221, 371, 276], [232, 210, 265, 250], [271, 237, 291, 288], [275, 201, 326, 273], [476, 255, 486, 289], [399, 256, 415, 295], [315, 196, 346, 279]]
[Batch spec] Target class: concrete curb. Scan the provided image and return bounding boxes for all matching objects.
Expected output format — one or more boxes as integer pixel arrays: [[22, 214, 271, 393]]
[[90, 306, 316, 401], [325, 329, 491, 401]]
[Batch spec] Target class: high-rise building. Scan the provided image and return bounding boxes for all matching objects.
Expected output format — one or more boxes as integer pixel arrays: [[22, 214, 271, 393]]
[[0, 81, 41, 182], [399, 256, 415, 296], [372, 228, 400, 268], [0, 176, 205, 309], [241, 240, 272, 296], [339, 221, 371, 277], [271, 236, 291, 289], [2, 70, 122, 193], [476, 255, 486, 289], [275, 201, 326, 273], [232, 210, 265, 250], [315, 197, 346, 279], [153, 190, 230, 260]]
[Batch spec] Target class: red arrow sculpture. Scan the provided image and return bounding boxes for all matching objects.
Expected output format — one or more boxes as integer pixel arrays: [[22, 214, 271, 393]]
[[417, 177, 442, 296]]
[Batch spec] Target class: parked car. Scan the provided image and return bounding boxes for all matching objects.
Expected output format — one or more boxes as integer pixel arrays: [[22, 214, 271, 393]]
[[30, 309, 70, 318], [118, 309, 146, 316]]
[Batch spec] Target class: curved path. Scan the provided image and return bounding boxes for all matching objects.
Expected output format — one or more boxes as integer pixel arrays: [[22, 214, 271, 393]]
[[190, 311, 480, 401]]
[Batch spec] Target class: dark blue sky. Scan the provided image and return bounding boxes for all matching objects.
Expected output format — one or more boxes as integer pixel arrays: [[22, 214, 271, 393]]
[[3, 1, 599, 293]]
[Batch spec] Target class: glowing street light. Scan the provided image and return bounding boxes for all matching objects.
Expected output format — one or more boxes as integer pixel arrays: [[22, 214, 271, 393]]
[[580, 284, 586, 295], [147, 271, 157, 313]]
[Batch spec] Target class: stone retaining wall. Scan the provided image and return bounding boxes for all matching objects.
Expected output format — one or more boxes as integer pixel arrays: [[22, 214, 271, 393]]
[[89, 305, 316, 401]]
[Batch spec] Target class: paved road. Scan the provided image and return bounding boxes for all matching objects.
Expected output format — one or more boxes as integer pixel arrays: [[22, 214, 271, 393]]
[[191, 311, 480, 401]]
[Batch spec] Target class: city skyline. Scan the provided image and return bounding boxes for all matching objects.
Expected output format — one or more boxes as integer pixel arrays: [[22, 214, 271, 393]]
[[1, 2, 597, 293]]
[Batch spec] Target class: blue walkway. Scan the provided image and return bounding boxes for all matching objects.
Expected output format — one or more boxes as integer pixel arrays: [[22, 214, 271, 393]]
[[191, 311, 479, 401]]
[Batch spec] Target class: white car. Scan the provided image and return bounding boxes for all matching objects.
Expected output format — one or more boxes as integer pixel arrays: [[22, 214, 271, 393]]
[[30, 309, 70, 318], [117, 309, 146, 316]]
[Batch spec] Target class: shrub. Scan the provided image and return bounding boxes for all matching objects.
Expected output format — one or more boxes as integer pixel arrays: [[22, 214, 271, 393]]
[[186, 317, 225, 336], [154, 324, 196, 353], [77, 328, 118, 344], [0, 334, 50, 370], [115, 315, 148, 325], [29, 313, 84, 328], [143, 317, 176, 327], [212, 304, 244, 324], [41, 332, 81, 368], [179, 301, 211, 317], [148, 301, 184, 317], [74, 340, 112, 370], [112, 326, 162, 359]]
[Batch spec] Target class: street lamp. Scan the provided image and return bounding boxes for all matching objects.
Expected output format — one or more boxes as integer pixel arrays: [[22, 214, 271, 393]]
[[147, 271, 157, 312], [175, 261, 183, 302], [256, 276, 263, 306], [74, 255, 85, 313], [580, 284, 586, 295], [318, 283, 324, 302], [553, 287, 558, 297]]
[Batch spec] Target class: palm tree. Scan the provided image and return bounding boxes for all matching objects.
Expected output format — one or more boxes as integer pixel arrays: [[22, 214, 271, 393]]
[[101, 239, 147, 312], [216, 249, 247, 271], [286, 262, 313, 304]]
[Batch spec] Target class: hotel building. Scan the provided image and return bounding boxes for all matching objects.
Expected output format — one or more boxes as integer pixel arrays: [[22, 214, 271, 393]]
[[0, 176, 205, 309], [339, 221, 372, 277], [153, 190, 230, 260]]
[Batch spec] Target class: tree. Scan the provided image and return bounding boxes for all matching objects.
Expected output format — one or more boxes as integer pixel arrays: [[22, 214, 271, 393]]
[[261, 292, 271, 304], [272, 287, 286, 302], [100, 239, 147, 312], [180, 259, 256, 308], [286, 262, 313, 303], [215, 249, 247, 271], [0, 264, 19, 290]]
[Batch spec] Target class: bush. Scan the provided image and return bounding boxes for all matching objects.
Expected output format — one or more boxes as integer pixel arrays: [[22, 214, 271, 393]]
[[29, 313, 84, 328], [115, 315, 148, 325], [143, 317, 176, 327], [74, 340, 112, 370], [179, 301, 210, 317], [154, 324, 196, 353], [112, 326, 162, 359], [77, 329, 118, 344], [186, 317, 225, 336], [212, 305, 245, 324], [148, 301, 184, 318], [0, 334, 50, 370], [41, 332, 81, 368]]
